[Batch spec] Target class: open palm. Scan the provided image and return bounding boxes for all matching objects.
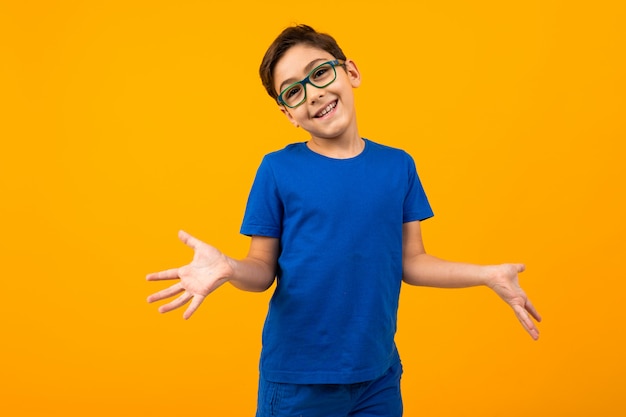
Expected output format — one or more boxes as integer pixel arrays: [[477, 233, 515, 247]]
[[488, 263, 542, 340], [146, 230, 234, 319]]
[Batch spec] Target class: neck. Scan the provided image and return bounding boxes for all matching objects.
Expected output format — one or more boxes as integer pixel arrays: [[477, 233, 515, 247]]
[[307, 130, 364, 159]]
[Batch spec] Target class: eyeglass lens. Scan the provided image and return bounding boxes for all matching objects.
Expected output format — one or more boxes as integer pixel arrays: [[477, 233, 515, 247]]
[[280, 62, 337, 108]]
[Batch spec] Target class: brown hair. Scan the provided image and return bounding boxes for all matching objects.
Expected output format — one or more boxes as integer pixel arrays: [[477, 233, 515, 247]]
[[259, 24, 347, 100]]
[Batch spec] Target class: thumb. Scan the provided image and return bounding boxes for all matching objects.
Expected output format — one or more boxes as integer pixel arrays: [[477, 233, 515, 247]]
[[178, 229, 200, 249]]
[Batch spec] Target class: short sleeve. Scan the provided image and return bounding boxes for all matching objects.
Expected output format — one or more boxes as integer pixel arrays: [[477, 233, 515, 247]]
[[403, 154, 434, 223], [240, 156, 283, 238]]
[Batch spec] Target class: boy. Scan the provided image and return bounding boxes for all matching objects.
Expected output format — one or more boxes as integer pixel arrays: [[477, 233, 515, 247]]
[[147, 24, 541, 416]]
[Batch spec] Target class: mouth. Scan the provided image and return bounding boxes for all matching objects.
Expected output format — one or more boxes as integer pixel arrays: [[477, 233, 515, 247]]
[[314, 100, 338, 118]]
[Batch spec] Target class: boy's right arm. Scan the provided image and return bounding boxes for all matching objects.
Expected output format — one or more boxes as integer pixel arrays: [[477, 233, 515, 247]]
[[146, 230, 278, 319], [229, 235, 279, 292]]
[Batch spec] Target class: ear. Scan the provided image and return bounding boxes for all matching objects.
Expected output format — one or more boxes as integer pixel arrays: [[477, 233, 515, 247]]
[[279, 106, 300, 128], [344, 59, 361, 88]]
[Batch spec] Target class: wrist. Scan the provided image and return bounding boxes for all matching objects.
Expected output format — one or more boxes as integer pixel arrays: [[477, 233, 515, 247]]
[[481, 265, 500, 289], [224, 255, 239, 283]]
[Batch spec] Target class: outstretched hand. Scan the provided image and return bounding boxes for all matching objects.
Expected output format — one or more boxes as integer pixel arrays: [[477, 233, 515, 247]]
[[146, 230, 234, 319], [487, 264, 542, 340]]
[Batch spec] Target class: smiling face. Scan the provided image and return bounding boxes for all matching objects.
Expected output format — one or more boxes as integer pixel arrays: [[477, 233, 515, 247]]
[[273, 44, 361, 143]]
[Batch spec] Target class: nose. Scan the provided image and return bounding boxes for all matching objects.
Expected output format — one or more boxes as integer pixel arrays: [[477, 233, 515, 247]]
[[306, 83, 325, 104]]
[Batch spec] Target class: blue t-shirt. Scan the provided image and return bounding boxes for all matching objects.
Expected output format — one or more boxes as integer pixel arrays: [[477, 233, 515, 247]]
[[240, 139, 433, 384]]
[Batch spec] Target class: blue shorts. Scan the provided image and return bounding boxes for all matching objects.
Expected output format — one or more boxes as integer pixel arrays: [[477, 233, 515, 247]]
[[255, 361, 403, 417]]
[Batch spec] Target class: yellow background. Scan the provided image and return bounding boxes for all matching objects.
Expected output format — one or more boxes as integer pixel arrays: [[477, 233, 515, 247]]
[[1, 1, 624, 415]]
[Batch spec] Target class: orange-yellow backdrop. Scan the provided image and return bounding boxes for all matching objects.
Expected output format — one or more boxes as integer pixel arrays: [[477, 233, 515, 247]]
[[1, 1, 624, 416]]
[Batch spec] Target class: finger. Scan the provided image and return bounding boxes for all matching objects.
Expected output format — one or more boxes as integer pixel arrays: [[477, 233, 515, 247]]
[[513, 305, 540, 340], [146, 268, 180, 281], [514, 263, 526, 273], [183, 294, 206, 320], [158, 291, 193, 314], [525, 298, 542, 322], [147, 283, 184, 303], [178, 230, 202, 250]]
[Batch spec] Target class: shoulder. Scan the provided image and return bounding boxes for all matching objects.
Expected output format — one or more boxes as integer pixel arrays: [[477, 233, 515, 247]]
[[263, 142, 308, 161], [364, 139, 415, 165], [256, 142, 308, 170]]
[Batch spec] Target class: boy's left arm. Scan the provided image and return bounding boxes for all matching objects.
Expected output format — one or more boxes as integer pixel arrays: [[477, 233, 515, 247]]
[[402, 220, 542, 340]]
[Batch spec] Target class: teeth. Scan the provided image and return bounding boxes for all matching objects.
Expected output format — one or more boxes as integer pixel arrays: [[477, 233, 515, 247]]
[[318, 101, 336, 117]]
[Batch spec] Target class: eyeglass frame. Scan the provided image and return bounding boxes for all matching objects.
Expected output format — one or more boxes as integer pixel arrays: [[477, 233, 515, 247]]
[[276, 59, 346, 109]]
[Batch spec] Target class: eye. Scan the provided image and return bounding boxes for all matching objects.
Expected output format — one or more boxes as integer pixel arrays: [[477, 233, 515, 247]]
[[312, 66, 330, 80], [285, 85, 301, 99]]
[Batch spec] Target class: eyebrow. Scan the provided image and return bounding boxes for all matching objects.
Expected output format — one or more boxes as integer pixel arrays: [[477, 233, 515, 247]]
[[278, 58, 329, 93]]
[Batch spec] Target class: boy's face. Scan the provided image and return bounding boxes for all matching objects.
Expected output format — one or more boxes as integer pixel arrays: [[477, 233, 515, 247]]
[[273, 44, 361, 142]]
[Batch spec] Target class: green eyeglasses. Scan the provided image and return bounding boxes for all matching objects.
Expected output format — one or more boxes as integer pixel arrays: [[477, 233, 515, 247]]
[[277, 59, 346, 108]]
